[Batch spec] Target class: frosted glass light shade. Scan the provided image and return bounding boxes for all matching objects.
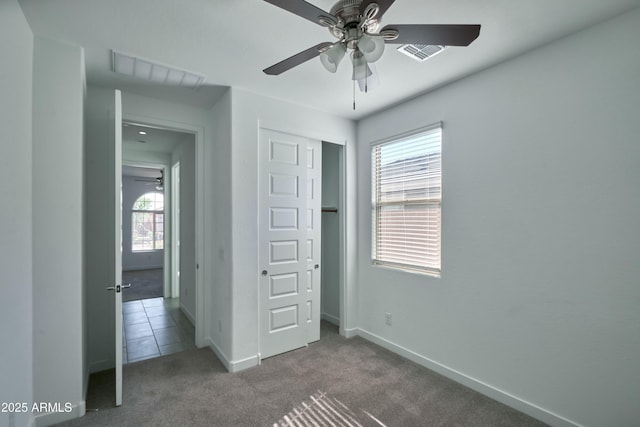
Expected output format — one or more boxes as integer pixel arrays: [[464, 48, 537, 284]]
[[320, 43, 346, 73], [358, 62, 379, 92], [351, 50, 372, 81], [359, 34, 385, 63]]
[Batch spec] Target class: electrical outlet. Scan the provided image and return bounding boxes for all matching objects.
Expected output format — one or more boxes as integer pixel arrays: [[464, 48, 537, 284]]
[[385, 312, 392, 326]]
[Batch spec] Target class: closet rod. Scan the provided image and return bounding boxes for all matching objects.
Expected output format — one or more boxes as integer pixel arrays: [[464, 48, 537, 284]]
[[321, 207, 338, 213]]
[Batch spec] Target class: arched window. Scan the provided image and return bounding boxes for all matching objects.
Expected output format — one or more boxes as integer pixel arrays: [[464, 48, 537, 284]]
[[131, 192, 164, 252]]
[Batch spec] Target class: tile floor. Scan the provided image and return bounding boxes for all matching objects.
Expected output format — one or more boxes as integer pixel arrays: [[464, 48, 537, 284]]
[[123, 297, 196, 364]]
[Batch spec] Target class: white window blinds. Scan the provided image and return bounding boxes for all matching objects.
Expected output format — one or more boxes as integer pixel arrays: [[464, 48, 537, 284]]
[[371, 125, 442, 274]]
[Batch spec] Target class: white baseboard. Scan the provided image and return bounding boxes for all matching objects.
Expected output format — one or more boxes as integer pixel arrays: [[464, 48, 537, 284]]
[[228, 354, 260, 373], [207, 337, 231, 371], [122, 265, 163, 272], [321, 312, 340, 326], [180, 304, 196, 326], [206, 337, 259, 373], [342, 327, 359, 339], [89, 358, 114, 374], [33, 400, 85, 427], [355, 327, 582, 427]]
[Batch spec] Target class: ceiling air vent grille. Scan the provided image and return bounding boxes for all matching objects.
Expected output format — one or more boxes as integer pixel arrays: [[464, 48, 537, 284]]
[[397, 44, 447, 62], [112, 51, 206, 90]]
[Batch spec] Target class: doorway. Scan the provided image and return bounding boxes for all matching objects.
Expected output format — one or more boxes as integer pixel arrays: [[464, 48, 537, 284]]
[[258, 127, 346, 360], [121, 166, 165, 302], [120, 122, 197, 363], [320, 141, 341, 329]]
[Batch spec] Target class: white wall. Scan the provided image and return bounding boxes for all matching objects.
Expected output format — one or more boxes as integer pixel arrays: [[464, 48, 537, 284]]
[[0, 2, 33, 427], [121, 176, 164, 270], [171, 135, 196, 321], [123, 146, 171, 167], [228, 88, 357, 369], [208, 89, 233, 366], [32, 36, 86, 425], [356, 8, 640, 427], [321, 142, 341, 325]]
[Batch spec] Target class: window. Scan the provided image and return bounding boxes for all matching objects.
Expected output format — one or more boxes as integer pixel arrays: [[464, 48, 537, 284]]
[[371, 124, 442, 275], [132, 192, 164, 252]]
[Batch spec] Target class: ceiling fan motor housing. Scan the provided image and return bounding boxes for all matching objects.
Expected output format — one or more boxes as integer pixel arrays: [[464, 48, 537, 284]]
[[329, 0, 379, 45], [330, 0, 362, 23]]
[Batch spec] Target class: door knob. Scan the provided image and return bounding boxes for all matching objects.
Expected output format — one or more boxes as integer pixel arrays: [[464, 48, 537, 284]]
[[261, 270, 268, 276], [122, 283, 131, 289], [314, 264, 319, 269]]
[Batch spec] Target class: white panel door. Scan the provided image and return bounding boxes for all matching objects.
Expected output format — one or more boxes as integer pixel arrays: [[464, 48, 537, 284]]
[[110, 89, 124, 406], [259, 129, 321, 359]]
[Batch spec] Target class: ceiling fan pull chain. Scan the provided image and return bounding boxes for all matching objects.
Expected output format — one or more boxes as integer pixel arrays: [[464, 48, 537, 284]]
[[353, 79, 356, 110], [365, 67, 369, 93], [353, 59, 356, 110]]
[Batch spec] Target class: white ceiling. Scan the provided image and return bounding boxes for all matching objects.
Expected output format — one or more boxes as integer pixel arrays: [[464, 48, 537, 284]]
[[122, 165, 162, 179], [18, 0, 640, 119], [122, 122, 191, 155]]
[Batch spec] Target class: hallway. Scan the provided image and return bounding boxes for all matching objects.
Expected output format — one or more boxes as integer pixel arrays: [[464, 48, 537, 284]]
[[122, 268, 163, 302], [123, 297, 195, 364]]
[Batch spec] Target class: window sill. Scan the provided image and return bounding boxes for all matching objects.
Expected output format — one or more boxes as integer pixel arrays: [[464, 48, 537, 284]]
[[371, 262, 441, 279]]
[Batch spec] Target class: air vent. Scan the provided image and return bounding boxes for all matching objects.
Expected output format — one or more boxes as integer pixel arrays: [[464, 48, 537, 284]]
[[397, 44, 447, 62], [112, 51, 206, 90]]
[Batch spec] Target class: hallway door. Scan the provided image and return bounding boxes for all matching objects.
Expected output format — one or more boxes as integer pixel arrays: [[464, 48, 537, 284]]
[[111, 89, 124, 406]]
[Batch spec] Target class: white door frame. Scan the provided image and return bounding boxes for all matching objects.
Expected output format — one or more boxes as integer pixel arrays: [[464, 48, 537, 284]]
[[113, 90, 123, 407], [122, 113, 206, 348], [171, 161, 181, 299], [257, 122, 348, 351], [336, 142, 348, 337]]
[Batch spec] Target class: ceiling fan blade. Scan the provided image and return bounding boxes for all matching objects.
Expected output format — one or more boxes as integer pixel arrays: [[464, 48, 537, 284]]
[[263, 42, 333, 75], [359, 0, 396, 19], [263, 0, 334, 26], [382, 24, 481, 46]]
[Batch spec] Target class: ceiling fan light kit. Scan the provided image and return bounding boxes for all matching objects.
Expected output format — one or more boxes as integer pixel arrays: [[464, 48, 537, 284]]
[[358, 34, 386, 63], [351, 49, 372, 81], [357, 61, 379, 92], [262, 0, 481, 107], [320, 42, 347, 73]]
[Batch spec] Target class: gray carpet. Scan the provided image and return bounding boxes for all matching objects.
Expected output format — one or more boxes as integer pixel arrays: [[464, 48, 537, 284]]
[[121, 269, 163, 302], [58, 322, 547, 427]]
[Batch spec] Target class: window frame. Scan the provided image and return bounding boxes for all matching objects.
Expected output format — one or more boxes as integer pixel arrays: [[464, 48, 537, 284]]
[[370, 122, 442, 276], [131, 192, 164, 253]]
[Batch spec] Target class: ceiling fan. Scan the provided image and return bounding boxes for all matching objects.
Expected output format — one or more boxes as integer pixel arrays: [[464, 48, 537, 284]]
[[135, 170, 164, 191], [262, 0, 481, 99]]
